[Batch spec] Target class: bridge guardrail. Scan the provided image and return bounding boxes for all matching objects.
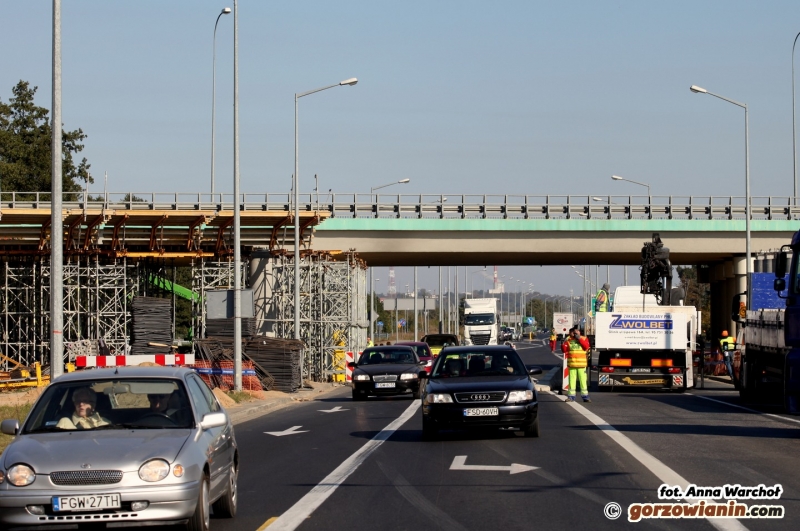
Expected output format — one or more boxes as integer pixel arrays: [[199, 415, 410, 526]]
[[1, 192, 799, 221]]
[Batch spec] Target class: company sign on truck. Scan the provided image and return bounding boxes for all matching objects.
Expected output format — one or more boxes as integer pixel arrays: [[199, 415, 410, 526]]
[[594, 312, 687, 350], [553, 313, 573, 338]]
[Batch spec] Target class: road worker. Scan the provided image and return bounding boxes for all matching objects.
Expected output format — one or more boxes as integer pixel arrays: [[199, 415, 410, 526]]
[[366, 337, 374, 348], [719, 330, 736, 379], [561, 326, 591, 402], [549, 329, 557, 353], [595, 283, 611, 313]]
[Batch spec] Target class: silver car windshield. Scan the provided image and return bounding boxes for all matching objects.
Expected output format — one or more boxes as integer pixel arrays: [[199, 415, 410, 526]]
[[23, 379, 194, 432], [431, 350, 527, 378]]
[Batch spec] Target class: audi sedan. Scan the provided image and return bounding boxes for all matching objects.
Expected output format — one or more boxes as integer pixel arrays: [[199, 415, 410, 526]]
[[0, 367, 237, 531], [420, 345, 542, 439], [349, 346, 426, 400]]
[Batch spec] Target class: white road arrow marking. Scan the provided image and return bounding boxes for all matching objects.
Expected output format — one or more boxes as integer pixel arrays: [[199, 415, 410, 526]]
[[449, 455, 538, 475], [318, 406, 349, 413], [265, 426, 308, 437]]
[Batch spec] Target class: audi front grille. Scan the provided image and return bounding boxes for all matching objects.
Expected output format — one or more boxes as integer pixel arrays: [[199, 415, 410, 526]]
[[454, 391, 506, 403]]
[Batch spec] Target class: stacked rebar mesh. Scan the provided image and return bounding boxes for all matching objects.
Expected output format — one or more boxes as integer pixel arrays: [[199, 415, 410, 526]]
[[194, 336, 303, 392], [130, 297, 173, 355], [205, 318, 257, 338], [242, 337, 303, 392]]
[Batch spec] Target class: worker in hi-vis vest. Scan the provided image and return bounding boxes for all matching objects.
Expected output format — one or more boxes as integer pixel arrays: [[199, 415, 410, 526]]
[[562, 326, 591, 402], [549, 329, 557, 353], [719, 330, 736, 379], [595, 283, 610, 313]]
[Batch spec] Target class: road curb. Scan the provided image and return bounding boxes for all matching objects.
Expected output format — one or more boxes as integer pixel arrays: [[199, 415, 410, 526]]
[[227, 383, 347, 425], [537, 366, 560, 393]]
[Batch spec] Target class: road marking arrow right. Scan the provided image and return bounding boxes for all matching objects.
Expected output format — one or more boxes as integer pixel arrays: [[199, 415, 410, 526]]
[[318, 406, 349, 413], [449, 455, 538, 475]]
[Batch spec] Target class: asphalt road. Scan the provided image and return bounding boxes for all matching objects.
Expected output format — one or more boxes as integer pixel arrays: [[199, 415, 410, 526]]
[[210, 336, 799, 531]]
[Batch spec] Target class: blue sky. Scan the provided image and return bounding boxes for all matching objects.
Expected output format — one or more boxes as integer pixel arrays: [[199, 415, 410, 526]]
[[3, 1, 800, 296]]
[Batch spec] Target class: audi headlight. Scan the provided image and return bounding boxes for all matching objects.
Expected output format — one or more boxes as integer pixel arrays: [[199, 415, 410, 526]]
[[354, 374, 370, 381], [138, 459, 170, 482], [425, 393, 453, 404], [7, 464, 35, 487], [400, 372, 418, 380], [507, 390, 534, 403]]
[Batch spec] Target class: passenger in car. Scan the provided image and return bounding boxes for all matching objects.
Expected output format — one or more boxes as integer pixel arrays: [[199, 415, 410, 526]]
[[56, 387, 111, 430]]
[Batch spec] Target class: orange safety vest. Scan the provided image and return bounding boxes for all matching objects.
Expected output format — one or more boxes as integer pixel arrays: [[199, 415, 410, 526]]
[[565, 338, 588, 368]]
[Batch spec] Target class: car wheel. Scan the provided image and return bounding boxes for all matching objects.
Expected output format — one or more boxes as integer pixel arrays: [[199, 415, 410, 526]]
[[421, 416, 438, 440], [412, 385, 421, 400], [352, 390, 366, 401], [211, 464, 237, 518], [523, 415, 540, 438], [187, 475, 210, 531]]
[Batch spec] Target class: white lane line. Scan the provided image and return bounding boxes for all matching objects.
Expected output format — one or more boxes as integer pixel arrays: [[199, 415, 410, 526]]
[[549, 391, 748, 531], [265, 400, 420, 530], [687, 393, 800, 426]]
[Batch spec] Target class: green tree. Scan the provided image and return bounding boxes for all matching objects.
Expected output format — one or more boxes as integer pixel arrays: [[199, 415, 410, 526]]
[[0, 80, 91, 196]]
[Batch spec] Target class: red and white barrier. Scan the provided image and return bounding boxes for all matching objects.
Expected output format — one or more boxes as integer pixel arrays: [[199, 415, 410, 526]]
[[562, 354, 570, 392], [345, 351, 354, 382], [75, 354, 194, 368]]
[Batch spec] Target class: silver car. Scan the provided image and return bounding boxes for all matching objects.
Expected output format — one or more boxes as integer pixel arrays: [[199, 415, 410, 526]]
[[0, 367, 238, 530]]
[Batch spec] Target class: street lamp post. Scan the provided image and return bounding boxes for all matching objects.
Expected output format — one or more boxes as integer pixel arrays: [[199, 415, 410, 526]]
[[233, 0, 241, 390], [294, 77, 358, 349], [611, 175, 650, 197], [794, 31, 800, 203], [690, 84, 751, 310], [371, 179, 410, 203], [211, 7, 231, 196]]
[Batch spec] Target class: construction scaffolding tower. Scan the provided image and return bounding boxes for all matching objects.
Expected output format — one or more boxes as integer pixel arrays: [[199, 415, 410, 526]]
[[192, 260, 247, 340], [263, 252, 367, 382]]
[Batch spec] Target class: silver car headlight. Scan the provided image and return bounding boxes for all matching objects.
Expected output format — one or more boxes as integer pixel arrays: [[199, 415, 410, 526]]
[[139, 459, 170, 482], [507, 390, 534, 403], [7, 464, 35, 487], [400, 372, 418, 380], [425, 393, 453, 404], [354, 374, 370, 381]]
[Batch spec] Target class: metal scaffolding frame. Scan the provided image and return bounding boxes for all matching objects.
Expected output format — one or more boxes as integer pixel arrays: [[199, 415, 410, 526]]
[[192, 260, 247, 340], [264, 252, 367, 382], [0, 259, 48, 368]]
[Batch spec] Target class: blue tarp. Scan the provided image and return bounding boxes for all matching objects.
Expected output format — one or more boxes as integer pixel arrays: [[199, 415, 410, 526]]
[[750, 272, 787, 310]]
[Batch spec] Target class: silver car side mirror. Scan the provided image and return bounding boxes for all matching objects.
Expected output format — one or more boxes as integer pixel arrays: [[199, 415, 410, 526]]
[[199, 412, 227, 430], [1, 419, 20, 435]]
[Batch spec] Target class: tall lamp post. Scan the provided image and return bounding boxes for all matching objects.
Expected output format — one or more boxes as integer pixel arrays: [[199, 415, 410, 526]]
[[51, 0, 64, 378], [294, 77, 358, 347], [210, 7, 231, 195], [793, 31, 800, 204], [371, 179, 410, 202], [690, 84, 751, 310], [611, 175, 650, 197]]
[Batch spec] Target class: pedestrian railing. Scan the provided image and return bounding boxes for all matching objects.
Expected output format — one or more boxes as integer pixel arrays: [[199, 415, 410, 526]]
[[2, 192, 799, 221]]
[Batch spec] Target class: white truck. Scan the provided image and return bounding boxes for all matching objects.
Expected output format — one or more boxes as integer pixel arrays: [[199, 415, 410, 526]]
[[552, 312, 574, 341], [463, 298, 498, 345], [593, 286, 699, 392]]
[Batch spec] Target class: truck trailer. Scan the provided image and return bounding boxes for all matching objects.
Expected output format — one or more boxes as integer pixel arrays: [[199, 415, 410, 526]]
[[733, 238, 800, 413]]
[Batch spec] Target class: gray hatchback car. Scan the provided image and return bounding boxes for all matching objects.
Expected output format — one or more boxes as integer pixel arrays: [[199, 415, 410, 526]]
[[0, 367, 237, 530]]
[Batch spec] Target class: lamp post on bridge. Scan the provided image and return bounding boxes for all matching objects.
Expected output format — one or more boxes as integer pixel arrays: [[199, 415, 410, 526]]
[[690, 84, 751, 310], [370, 179, 410, 203], [611, 175, 650, 197], [294, 77, 358, 350]]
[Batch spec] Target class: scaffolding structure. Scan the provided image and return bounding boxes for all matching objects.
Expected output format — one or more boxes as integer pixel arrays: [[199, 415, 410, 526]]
[[192, 260, 247, 339], [263, 252, 367, 382]]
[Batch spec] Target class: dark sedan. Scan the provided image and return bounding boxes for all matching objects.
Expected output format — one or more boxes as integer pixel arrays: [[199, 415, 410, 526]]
[[420, 345, 542, 439], [349, 346, 426, 400], [395, 341, 434, 374]]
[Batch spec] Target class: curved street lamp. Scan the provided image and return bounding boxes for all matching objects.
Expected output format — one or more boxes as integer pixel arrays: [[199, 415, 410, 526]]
[[211, 7, 231, 195], [690, 84, 751, 310], [294, 77, 358, 341], [611, 175, 650, 196]]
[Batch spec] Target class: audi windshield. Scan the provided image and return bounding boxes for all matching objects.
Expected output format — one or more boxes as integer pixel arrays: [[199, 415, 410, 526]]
[[431, 350, 527, 378]]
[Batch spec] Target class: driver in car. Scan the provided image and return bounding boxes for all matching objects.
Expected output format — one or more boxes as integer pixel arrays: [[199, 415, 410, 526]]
[[56, 387, 111, 430], [147, 393, 178, 416]]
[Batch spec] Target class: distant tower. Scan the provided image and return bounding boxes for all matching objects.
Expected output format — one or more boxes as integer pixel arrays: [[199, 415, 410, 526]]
[[493, 266, 498, 291], [388, 267, 396, 296]]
